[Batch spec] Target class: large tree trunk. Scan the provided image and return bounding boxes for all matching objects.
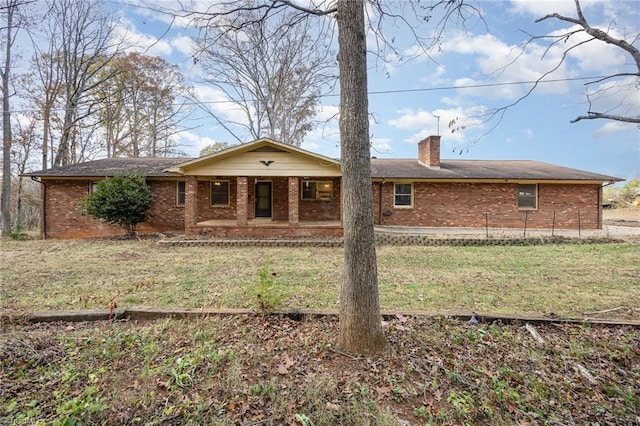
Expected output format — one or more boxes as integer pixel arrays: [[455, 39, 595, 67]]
[[336, 0, 387, 355], [1, 3, 14, 237]]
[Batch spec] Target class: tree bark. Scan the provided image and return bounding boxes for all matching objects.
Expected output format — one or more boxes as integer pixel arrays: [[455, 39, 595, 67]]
[[336, 0, 387, 355], [1, 2, 14, 236]]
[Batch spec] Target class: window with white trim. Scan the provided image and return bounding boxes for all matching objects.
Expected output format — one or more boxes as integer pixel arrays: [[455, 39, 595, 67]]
[[176, 181, 186, 206], [211, 180, 230, 206], [89, 181, 100, 193], [394, 183, 413, 207], [301, 180, 333, 200], [517, 184, 537, 209]]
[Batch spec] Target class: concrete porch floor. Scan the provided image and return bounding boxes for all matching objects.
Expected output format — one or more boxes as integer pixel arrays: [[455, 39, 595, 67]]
[[196, 219, 342, 228]]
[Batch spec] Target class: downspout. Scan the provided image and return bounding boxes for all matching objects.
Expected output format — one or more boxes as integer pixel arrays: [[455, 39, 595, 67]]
[[378, 180, 384, 225], [31, 176, 45, 239], [599, 181, 616, 229]]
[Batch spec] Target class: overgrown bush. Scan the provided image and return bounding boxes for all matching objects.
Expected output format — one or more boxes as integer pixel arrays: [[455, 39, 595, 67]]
[[82, 174, 153, 236], [604, 179, 640, 207]]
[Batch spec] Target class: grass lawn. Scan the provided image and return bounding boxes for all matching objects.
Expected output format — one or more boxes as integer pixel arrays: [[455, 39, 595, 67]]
[[1, 239, 639, 319], [1, 239, 639, 424]]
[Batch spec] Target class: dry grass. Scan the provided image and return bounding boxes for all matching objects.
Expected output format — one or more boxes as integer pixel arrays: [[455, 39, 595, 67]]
[[1, 239, 638, 319], [603, 206, 640, 221]]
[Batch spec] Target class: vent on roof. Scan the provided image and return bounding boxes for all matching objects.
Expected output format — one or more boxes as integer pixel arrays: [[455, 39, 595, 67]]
[[250, 146, 287, 153]]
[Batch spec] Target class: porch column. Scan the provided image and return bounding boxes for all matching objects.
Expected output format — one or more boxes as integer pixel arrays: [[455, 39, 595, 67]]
[[237, 176, 248, 226], [184, 175, 198, 227], [288, 177, 299, 225]]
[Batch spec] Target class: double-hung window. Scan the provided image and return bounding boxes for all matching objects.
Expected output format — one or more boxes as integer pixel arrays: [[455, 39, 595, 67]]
[[176, 181, 186, 206], [517, 184, 537, 209], [394, 183, 413, 208], [211, 180, 230, 206]]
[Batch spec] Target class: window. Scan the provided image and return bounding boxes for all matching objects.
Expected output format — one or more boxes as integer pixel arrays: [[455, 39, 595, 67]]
[[394, 183, 413, 207], [89, 181, 100, 193], [176, 181, 186, 206], [211, 180, 229, 206], [301, 180, 333, 200], [518, 184, 537, 209]]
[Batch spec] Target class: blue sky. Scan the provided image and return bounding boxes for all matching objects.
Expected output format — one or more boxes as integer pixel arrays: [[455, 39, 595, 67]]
[[108, 0, 639, 182]]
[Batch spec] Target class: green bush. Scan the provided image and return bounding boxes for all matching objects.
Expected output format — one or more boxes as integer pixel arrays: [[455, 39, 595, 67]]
[[82, 174, 153, 236]]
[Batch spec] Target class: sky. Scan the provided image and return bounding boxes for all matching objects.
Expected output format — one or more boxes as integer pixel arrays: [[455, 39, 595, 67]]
[[97, 1, 638, 182]]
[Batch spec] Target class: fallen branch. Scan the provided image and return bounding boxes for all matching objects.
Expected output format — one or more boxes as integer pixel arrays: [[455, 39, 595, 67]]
[[583, 306, 632, 315], [525, 323, 545, 345], [574, 362, 598, 385]]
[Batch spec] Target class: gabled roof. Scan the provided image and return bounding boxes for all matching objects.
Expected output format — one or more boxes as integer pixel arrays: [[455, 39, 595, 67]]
[[22, 157, 190, 178], [22, 141, 622, 184], [371, 159, 622, 182], [165, 138, 341, 174]]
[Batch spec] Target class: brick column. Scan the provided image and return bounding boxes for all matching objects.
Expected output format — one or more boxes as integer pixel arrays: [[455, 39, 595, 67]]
[[288, 177, 299, 225], [237, 177, 248, 226], [184, 175, 198, 227]]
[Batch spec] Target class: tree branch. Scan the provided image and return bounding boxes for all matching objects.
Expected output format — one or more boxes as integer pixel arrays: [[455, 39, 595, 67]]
[[571, 113, 640, 124]]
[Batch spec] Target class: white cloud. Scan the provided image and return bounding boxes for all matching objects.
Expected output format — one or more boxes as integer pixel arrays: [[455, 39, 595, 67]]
[[508, 0, 602, 17], [441, 33, 571, 99], [191, 84, 249, 126], [177, 131, 219, 156], [388, 107, 485, 145], [171, 35, 194, 57], [592, 121, 635, 138], [371, 137, 392, 155]]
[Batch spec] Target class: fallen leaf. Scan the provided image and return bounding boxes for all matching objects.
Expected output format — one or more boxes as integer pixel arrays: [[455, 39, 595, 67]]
[[376, 385, 392, 396], [326, 402, 340, 411]]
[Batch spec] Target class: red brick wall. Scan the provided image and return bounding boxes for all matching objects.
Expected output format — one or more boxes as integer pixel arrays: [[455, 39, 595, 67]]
[[373, 181, 602, 229], [43, 179, 185, 239]]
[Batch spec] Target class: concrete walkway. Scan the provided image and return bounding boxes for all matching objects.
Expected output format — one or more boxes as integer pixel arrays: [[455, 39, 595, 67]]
[[375, 224, 640, 239]]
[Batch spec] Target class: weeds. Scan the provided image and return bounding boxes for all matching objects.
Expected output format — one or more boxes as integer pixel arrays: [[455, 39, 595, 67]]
[[252, 263, 283, 315]]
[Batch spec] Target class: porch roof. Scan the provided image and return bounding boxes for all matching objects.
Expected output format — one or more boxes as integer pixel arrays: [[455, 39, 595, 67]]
[[165, 138, 341, 177]]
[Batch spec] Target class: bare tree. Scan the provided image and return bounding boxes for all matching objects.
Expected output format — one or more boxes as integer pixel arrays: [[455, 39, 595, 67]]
[[46, 0, 121, 166], [482, 0, 639, 127], [161, 0, 469, 355], [0, 0, 30, 236], [193, 9, 335, 146], [534, 0, 639, 124], [11, 113, 39, 230]]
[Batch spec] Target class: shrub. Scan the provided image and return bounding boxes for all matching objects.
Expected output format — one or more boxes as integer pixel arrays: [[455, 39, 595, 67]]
[[82, 174, 153, 236]]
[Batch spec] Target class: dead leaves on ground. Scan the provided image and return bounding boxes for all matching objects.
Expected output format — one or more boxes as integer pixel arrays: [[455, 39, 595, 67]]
[[1, 316, 639, 425]]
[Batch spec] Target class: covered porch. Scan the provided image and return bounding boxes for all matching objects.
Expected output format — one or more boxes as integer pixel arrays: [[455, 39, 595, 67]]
[[167, 139, 344, 239], [190, 218, 343, 239]]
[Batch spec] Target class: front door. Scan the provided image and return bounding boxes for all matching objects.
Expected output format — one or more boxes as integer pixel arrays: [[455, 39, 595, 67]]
[[255, 181, 272, 218]]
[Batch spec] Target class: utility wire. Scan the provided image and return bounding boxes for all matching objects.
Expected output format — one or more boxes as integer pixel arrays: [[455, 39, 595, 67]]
[[9, 75, 618, 113]]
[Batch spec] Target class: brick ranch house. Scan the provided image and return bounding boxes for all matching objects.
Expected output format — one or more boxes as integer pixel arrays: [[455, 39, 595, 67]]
[[24, 136, 621, 239]]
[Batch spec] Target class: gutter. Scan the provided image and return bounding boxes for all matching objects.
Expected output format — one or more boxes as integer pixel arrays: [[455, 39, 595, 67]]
[[30, 176, 45, 239]]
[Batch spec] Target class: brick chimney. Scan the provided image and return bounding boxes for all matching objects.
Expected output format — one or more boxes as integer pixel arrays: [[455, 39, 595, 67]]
[[418, 135, 441, 168]]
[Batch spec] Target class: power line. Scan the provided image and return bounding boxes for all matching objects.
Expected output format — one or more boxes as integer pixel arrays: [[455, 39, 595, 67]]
[[8, 75, 618, 113]]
